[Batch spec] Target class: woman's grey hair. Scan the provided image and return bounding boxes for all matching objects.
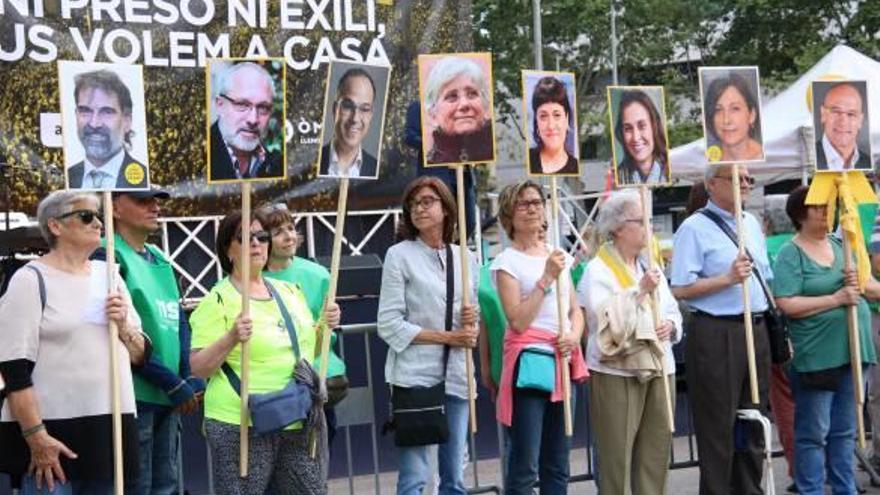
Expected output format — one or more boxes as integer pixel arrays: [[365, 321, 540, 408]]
[[37, 190, 100, 248], [596, 189, 641, 240], [424, 57, 490, 116], [216, 62, 276, 100]]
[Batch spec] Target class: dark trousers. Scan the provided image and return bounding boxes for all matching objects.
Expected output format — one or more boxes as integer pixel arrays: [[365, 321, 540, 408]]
[[686, 313, 771, 495]]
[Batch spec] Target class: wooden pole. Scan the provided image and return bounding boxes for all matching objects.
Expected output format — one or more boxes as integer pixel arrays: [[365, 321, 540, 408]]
[[549, 177, 573, 437], [103, 192, 124, 495], [840, 201, 867, 451], [640, 186, 675, 433], [456, 165, 477, 434], [239, 182, 252, 477], [311, 177, 350, 457], [731, 165, 760, 405]]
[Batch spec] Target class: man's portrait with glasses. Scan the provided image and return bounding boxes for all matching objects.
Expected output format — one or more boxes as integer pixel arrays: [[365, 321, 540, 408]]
[[59, 61, 150, 191], [317, 61, 390, 180], [207, 59, 286, 183], [812, 80, 872, 172]]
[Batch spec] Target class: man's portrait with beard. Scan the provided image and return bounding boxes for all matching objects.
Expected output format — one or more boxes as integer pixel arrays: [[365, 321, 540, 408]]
[[317, 61, 390, 180], [207, 60, 286, 183], [59, 62, 150, 191]]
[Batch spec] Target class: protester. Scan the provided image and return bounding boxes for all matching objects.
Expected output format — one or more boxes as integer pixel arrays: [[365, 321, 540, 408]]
[[614, 90, 669, 185], [578, 189, 681, 493], [869, 203, 880, 471], [704, 74, 763, 162], [99, 187, 204, 495], [0, 190, 147, 494], [773, 185, 880, 493], [491, 180, 587, 494], [377, 176, 478, 495], [527, 76, 579, 175], [670, 163, 771, 494], [189, 211, 340, 495], [257, 202, 348, 445], [422, 56, 494, 165]]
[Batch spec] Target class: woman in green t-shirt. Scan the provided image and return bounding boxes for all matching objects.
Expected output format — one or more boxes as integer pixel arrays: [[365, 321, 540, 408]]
[[773, 186, 880, 494], [189, 211, 341, 495]]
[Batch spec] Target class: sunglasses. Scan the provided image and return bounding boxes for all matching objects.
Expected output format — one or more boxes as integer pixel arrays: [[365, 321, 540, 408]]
[[56, 209, 100, 225], [235, 230, 271, 244]]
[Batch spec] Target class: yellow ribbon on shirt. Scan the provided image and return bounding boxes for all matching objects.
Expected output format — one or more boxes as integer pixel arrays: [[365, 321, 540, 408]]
[[805, 171, 877, 291]]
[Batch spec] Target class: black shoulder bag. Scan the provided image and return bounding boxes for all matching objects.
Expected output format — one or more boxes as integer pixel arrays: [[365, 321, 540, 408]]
[[699, 208, 793, 364], [386, 244, 455, 447], [220, 281, 314, 435]]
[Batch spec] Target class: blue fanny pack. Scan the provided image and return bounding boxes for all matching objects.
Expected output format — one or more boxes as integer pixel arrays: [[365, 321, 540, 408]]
[[516, 348, 556, 392]]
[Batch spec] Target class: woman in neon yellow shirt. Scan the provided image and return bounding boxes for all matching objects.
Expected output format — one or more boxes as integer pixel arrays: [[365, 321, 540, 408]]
[[189, 211, 340, 495]]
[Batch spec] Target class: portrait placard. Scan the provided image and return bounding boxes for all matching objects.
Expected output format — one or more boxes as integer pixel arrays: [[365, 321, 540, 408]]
[[417, 52, 496, 167], [522, 70, 580, 177], [58, 61, 150, 191], [316, 60, 391, 180], [811, 80, 872, 172], [607, 85, 671, 187], [206, 58, 287, 184], [698, 66, 765, 165]]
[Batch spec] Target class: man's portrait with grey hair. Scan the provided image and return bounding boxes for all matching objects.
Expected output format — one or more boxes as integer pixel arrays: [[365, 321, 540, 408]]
[[59, 61, 150, 191], [207, 59, 286, 183]]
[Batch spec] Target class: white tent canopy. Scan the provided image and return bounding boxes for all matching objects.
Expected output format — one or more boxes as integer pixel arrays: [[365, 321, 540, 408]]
[[670, 45, 880, 181]]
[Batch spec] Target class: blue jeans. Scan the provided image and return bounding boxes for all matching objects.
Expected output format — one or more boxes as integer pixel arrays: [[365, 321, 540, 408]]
[[396, 395, 468, 495], [125, 406, 180, 495], [21, 476, 113, 495], [505, 387, 575, 494], [790, 366, 857, 495]]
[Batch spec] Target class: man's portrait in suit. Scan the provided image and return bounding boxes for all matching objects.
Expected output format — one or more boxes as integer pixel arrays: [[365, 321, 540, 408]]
[[59, 62, 150, 191], [207, 59, 286, 183], [317, 61, 390, 180], [812, 80, 872, 171]]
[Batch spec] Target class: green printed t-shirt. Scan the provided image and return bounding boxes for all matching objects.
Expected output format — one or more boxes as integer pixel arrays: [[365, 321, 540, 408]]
[[264, 257, 346, 377], [772, 238, 876, 373], [857, 203, 879, 312], [478, 264, 507, 384], [190, 278, 316, 428]]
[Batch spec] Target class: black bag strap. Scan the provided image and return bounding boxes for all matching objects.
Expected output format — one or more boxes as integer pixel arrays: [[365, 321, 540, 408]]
[[699, 208, 776, 311], [441, 244, 454, 373], [26, 265, 46, 313], [222, 280, 300, 396]]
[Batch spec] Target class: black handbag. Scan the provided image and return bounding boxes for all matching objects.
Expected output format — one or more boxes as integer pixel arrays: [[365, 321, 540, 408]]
[[220, 281, 314, 435], [700, 209, 793, 364], [386, 244, 455, 447]]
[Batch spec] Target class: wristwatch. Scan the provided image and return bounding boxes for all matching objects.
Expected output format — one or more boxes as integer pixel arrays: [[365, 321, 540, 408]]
[[536, 278, 552, 295]]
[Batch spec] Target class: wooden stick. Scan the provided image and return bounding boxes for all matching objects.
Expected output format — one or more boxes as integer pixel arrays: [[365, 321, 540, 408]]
[[239, 182, 252, 477], [311, 177, 350, 458], [455, 165, 477, 434], [841, 207, 867, 451], [549, 178, 573, 437], [640, 186, 675, 433], [103, 192, 124, 495], [731, 165, 760, 405]]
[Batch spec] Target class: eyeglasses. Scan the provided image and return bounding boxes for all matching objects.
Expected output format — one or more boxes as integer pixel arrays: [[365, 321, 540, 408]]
[[220, 94, 273, 117], [715, 175, 755, 186], [235, 230, 271, 244], [56, 209, 100, 225], [338, 98, 373, 116], [515, 199, 544, 211], [623, 218, 647, 225], [823, 106, 862, 121], [409, 196, 441, 210]]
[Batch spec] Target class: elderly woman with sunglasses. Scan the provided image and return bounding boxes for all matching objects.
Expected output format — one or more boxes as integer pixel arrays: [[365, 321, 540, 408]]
[[189, 211, 341, 495], [0, 190, 147, 495]]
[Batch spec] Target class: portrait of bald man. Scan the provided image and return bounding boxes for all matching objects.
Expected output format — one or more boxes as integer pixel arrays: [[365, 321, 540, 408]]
[[317, 61, 390, 180], [813, 80, 872, 171], [208, 60, 285, 182]]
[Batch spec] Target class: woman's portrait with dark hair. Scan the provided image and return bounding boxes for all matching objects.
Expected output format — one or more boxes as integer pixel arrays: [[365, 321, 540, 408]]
[[699, 67, 765, 164], [608, 86, 670, 186], [523, 71, 580, 176]]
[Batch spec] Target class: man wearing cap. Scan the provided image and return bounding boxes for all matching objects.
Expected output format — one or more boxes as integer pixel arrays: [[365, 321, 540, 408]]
[[94, 187, 203, 495], [67, 69, 148, 189]]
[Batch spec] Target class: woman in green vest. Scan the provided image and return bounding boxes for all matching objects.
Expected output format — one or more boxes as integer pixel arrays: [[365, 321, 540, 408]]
[[189, 210, 341, 495]]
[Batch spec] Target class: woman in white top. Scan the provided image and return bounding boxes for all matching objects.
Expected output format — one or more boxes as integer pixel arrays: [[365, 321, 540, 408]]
[[576, 189, 682, 494], [491, 180, 587, 495]]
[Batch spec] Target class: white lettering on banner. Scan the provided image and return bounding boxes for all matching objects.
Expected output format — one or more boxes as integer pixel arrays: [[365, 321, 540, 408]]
[[40, 113, 62, 148], [157, 300, 180, 322], [4, 0, 390, 69]]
